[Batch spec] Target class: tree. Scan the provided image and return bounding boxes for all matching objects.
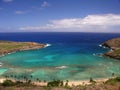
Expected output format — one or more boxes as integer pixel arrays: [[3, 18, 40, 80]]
[[112, 73, 115, 77], [89, 77, 96, 84], [36, 78, 39, 82], [65, 80, 69, 87], [2, 80, 15, 87], [60, 80, 63, 86], [30, 75, 33, 79], [47, 80, 64, 87]]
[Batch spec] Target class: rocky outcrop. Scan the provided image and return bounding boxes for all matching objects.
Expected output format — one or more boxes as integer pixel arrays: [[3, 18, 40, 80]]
[[102, 38, 120, 60], [0, 41, 46, 56]]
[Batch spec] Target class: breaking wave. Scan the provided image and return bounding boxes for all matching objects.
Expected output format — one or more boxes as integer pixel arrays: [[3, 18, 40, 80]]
[[56, 66, 67, 69], [93, 53, 103, 57], [0, 62, 3, 67], [45, 44, 51, 48]]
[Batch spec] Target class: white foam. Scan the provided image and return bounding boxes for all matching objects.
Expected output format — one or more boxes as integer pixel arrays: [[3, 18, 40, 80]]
[[56, 66, 67, 69], [8, 53, 11, 54], [45, 44, 51, 48], [99, 44, 107, 49], [110, 49, 113, 52], [0, 52, 15, 58], [99, 44, 102, 47], [0, 55, 5, 57], [93, 53, 103, 57], [103, 46, 106, 48]]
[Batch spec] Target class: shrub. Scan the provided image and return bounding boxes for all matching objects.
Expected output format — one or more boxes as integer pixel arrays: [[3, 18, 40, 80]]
[[47, 80, 63, 87], [2, 80, 15, 87], [89, 77, 96, 84], [105, 76, 120, 85], [116, 77, 120, 81]]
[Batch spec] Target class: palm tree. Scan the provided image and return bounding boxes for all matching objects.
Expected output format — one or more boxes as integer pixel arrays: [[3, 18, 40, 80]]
[[36, 78, 39, 82], [38, 80, 41, 83], [14, 75, 17, 81], [10, 74, 13, 78], [112, 73, 115, 77], [60, 80, 63, 86], [4, 75, 8, 79], [30, 75, 33, 78], [27, 79, 32, 84], [23, 76, 27, 83], [20, 75, 24, 82], [44, 80, 46, 83], [65, 80, 69, 87], [7, 75, 10, 80]]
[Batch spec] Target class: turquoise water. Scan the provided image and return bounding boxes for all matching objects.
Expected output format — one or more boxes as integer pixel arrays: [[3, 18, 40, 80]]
[[0, 68, 7, 75], [0, 32, 120, 81]]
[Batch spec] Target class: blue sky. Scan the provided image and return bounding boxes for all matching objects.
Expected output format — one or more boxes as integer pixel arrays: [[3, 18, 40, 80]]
[[0, 0, 120, 32]]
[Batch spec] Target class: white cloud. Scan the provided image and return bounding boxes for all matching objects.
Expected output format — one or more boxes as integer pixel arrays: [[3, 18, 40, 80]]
[[31, 1, 50, 11], [15, 11, 26, 14], [41, 1, 50, 7], [19, 14, 120, 32], [3, 0, 13, 2]]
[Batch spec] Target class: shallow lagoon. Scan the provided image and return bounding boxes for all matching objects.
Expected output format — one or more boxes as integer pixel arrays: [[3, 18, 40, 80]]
[[0, 32, 120, 81]]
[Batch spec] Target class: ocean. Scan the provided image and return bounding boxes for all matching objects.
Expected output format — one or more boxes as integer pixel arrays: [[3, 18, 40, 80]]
[[0, 32, 120, 81]]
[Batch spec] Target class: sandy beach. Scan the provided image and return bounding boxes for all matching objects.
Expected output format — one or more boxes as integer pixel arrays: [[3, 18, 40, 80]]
[[67, 78, 109, 86], [0, 77, 109, 87]]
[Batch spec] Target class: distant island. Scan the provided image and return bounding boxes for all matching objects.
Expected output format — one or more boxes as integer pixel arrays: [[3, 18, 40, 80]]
[[0, 40, 45, 56], [102, 38, 120, 60]]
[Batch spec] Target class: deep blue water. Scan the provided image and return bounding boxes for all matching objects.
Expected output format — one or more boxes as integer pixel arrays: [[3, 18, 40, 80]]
[[0, 32, 120, 43], [0, 32, 120, 81]]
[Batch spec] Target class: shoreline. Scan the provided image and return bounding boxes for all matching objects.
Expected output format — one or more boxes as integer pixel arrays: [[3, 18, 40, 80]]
[[0, 77, 110, 86], [67, 78, 109, 86], [0, 47, 44, 57]]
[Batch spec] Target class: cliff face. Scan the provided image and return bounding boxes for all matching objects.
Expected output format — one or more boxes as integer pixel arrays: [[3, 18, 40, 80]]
[[102, 38, 120, 60], [0, 41, 45, 56]]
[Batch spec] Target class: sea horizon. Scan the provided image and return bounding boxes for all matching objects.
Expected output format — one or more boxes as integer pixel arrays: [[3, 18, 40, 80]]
[[0, 32, 120, 34]]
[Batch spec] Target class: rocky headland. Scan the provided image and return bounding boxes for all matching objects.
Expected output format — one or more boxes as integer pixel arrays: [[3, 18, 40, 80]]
[[102, 38, 120, 60], [0, 40, 45, 56]]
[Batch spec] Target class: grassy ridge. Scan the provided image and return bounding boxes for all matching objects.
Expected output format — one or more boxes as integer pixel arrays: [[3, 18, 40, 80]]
[[0, 40, 45, 55], [102, 38, 120, 60], [114, 49, 120, 54]]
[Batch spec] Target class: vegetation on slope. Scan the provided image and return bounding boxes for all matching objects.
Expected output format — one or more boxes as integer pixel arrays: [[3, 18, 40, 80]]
[[0, 40, 45, 56], [102, 38, 120, 60]]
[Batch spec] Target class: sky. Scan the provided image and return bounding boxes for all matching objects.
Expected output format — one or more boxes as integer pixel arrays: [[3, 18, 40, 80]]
[[0, 0, 120, 33]]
